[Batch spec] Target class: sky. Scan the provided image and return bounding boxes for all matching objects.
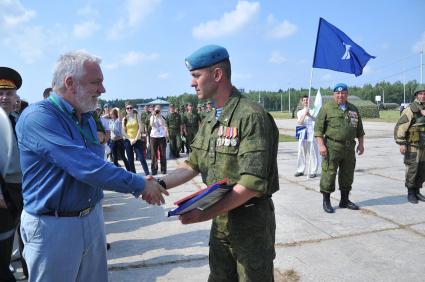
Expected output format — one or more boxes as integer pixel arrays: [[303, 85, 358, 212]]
[[0, 0, 424, 103]]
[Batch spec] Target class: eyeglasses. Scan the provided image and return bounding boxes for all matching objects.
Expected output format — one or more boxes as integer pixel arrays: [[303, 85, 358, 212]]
[[126, 106, 133, 110]]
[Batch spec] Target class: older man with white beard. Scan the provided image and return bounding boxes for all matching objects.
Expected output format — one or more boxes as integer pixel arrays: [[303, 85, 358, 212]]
[[16, 51, 168, 282]]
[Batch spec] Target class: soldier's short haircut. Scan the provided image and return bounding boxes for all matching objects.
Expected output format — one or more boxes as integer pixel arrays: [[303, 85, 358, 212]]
[[211, 59, 231, 81]]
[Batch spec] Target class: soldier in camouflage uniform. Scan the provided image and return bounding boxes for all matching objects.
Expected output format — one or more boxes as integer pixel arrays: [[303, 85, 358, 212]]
[[179, 105, 187, 154], [394, 84, 425, 204], [158, 45, 279, 282], [183, 103, 201, 153], [140, 105, 150, 155], [314, 83, 365, 213], [166, 104, 183, 158]]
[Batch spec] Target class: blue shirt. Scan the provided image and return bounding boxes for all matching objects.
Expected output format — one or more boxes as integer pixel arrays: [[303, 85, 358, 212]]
[[16, 93, 146, 215]]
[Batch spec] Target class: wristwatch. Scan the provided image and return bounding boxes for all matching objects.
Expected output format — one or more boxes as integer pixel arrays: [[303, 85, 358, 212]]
[[156, 178, 167, 190]]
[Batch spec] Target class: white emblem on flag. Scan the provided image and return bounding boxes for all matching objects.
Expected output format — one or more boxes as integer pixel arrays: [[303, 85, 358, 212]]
[[341, 43, 351, 60]]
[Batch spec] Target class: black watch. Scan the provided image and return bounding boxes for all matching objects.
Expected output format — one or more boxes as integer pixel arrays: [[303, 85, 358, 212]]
[[156, 178, 167, 190]]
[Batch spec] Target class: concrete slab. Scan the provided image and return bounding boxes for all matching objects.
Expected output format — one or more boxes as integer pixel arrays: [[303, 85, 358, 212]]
[[12, 120, 425, 282], [274, 229, 425, 282]]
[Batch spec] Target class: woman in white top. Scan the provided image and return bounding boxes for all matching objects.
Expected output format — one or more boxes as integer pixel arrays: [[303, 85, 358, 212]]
[[149, 105, 168, 175]]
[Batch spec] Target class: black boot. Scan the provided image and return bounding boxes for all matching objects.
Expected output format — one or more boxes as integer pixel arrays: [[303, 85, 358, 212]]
[[322, 192, 334, 213], [416, 188, 425, 202], [339, 190, 359, 210], [408, 189, 418, 204]]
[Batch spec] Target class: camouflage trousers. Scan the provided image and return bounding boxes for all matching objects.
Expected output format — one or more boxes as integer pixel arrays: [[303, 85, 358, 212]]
[[320, 139, 356, 193], [208, 198, 276, 282], [185, 130, 197, 152], [168, 131, 180, 158], [404, 145, 425, 189]]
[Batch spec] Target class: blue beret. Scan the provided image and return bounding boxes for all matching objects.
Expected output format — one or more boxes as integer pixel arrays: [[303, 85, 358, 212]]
[[333, 83, 348, 92], [185, 45, 229, 71]]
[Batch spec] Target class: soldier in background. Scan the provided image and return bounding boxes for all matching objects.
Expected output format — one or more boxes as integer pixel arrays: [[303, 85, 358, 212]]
[[183, 103, 201, 153], [179, 105, 187, 154], [166, 104, 183, 158], [140, 105, 150, 156], [315, 83, 364, 213], [394, 84, 425, 204], [0, 66, 26, 281]]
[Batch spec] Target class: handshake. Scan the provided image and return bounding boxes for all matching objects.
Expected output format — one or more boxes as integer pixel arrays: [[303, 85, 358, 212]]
[[140, 176, 169, 205]]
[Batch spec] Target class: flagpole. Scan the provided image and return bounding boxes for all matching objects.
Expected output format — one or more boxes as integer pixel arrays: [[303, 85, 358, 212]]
[[421, 49, 423, 84]]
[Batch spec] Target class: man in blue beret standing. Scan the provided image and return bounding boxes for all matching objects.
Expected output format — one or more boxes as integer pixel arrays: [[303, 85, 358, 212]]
[[314, 83, 365, 213], [158, 45, 279, 281]]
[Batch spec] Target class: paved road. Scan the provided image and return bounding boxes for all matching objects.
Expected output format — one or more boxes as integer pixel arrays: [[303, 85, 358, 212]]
[[13, 120, 425, 282]]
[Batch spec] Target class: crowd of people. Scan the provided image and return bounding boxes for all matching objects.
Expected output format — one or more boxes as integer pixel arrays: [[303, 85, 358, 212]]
[[0, 43, 424, 282]]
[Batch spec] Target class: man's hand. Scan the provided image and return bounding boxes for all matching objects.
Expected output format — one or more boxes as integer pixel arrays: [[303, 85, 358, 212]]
[[356, 143, 365, 155], [319, 144, 328, 158], [399, 144, 407, 155], [179, 208, 207, 224], [141, 176, 169, 205]]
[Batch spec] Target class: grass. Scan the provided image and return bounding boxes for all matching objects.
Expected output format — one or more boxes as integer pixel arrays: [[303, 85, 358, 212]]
[[271, 110, 401, 123], [270, 112, 293, 119], [279, 134, 296, 142], [365, 110, 400, 123]]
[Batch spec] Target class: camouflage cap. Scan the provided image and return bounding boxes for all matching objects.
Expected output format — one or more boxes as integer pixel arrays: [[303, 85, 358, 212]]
[[414, 83, 425, 95]]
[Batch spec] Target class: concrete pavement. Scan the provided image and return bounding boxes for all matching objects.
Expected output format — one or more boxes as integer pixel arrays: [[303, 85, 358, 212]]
[[12, 119, 425, 281]]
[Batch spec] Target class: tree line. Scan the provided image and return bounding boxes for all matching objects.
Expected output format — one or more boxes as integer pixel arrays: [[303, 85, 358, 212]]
[[101, 80, 421, 112]]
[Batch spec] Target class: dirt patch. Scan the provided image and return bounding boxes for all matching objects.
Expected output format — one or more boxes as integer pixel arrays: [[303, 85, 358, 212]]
[[275, 268, 300, 282]]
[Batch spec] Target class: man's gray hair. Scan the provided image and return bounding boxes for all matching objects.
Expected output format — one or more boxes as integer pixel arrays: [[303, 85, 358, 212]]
[[52, 50, 101, 92]]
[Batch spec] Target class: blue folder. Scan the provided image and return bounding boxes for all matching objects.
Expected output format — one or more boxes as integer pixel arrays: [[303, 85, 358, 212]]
[[168, 179, 233, 217]]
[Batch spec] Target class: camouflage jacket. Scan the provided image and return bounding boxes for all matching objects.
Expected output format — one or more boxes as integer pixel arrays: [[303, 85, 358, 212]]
[[166, 112, 182, 133], [184, 112, 201, 131], [394, 99, 425, 146], [140, 111, 150, 133], [314, 101, 365, 141], [185, 87, 279, 195]]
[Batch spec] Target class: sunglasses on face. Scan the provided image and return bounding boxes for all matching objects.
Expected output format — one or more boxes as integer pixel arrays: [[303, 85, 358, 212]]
[[126, 106, 133, 110]]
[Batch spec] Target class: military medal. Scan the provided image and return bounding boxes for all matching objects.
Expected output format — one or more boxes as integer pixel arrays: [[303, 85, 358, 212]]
[[217, 125, 224, 146], [231, 127, 238, 146], [224, 127, 231, 146]]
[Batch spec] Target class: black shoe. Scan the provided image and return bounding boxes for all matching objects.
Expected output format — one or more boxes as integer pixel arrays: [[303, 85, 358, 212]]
[[322, 192, 334, 213], [339, 190, 359, 210], [106, 243, 111, 250], [161, 171, 167, 175], [309, 174, 317, 178], [408, 189, 418, 204], [294, 172, 304, 177], [416, 189, 425, 202]]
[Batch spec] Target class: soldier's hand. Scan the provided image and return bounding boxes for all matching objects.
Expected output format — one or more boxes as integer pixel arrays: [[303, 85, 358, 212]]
[[356, 143, 365, 155], [319, 144, 328, 158], [141, 177, 169, 205], [399, 145, 407, 155], [179, 208, 205, 224]]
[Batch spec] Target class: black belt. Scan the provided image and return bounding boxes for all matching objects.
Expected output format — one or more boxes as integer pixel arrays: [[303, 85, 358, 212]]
[[42, 206, 94, 217], [326, 137, 353, 146], [244, 195, 271, 206]]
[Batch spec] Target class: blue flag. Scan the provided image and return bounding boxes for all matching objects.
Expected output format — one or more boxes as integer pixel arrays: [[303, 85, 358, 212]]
[[313, 18, 375, 76]]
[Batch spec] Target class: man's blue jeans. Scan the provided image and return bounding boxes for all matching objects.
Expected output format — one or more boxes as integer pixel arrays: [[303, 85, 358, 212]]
[[20, 203, 108, 282]]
